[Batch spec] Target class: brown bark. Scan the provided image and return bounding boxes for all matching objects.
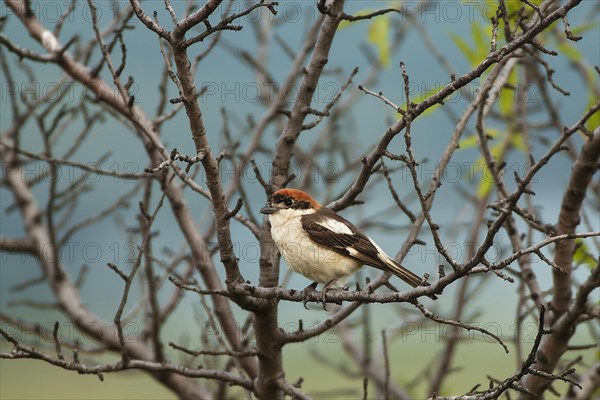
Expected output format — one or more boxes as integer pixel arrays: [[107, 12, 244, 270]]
[[519, 129, 600, 399], [4, 0, 256, 393]]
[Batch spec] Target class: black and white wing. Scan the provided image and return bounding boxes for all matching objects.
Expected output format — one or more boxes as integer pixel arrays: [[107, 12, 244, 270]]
[[301, 207, 430, 292]]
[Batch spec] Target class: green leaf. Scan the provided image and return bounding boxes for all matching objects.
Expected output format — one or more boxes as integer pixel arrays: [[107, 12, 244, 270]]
[[496, 0, 543, 19], [573, 239, 598, 270], [571, 22, 600, 36], [500, 0, 521, 15], [450, 33, 477, 66], [472, 23, 488, 57], [476, 168, 495, 199], [476, 140, 506, 198], [487, 128, 501, 139], [459, 135, 480, 149], [585, 79, 600, 132], [451, 22, 492, 67], [499, 69, 518, 116], [510, 132, 526, 152], [367, 13, 391, 67], [556, 42, 583, 63], [459, 129, 502, 151], [585, 96, 600, 132], [499, 88, 515, 116]]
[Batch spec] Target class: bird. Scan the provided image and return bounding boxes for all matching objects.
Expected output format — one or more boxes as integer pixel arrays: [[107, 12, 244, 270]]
[[260, 188, 437, 303]]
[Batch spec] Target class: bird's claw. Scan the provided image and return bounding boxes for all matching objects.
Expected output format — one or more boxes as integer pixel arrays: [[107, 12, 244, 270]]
[[301, 282, 318, 310], [320, 278, 338, 311], [321, 289, 329, 311]]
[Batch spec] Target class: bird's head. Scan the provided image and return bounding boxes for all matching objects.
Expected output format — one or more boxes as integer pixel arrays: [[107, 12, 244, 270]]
[[260, 189, 321, 215]]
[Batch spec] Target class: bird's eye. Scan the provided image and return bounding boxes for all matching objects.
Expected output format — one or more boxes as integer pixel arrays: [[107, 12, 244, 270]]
[[284, 198, 293, 206]]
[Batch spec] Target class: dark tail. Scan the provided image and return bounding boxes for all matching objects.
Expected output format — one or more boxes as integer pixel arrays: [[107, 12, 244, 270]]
[[389, 261, 438, 300]]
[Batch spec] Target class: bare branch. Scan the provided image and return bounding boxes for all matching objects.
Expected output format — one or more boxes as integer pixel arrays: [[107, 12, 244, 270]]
[[411, 301, 509, 353], [0, 328, 253, 390], [340, 8, 401, 23]]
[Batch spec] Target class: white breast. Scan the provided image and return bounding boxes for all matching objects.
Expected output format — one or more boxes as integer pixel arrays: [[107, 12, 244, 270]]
[[268, 209, 362, 284]]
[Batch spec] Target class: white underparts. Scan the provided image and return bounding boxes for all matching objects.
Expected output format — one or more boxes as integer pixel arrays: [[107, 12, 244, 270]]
[[268, 209, 362, 283]]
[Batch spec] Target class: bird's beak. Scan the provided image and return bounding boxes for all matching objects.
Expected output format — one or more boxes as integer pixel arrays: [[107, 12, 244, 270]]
[[260, 205, 277, 215]]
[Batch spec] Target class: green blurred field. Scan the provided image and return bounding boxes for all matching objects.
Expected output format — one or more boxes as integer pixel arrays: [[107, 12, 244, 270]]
[[3, 333, 594, 399]]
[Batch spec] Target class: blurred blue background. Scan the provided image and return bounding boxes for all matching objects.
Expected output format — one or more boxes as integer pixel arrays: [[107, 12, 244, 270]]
[[1, 1, 598, 398]]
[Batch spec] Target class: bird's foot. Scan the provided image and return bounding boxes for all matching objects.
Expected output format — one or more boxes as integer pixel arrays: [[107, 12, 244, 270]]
[[321, 279, 339, 311], [301, 282, 319, 310]]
